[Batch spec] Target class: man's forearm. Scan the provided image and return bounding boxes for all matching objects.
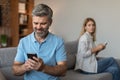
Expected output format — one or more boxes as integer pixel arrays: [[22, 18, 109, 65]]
[[12, 64, 26, 76], [42, 63, 67, 76]]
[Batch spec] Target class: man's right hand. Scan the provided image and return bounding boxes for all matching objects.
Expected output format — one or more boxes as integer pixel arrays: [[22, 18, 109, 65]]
[[23, 57, 44, 72]]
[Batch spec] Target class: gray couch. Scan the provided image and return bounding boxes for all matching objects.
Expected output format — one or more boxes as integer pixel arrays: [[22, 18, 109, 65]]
[[0, 40, 120, 80]]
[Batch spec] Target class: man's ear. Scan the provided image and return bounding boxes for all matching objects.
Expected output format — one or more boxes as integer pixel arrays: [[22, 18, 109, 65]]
[[49, 19, 52, 26]]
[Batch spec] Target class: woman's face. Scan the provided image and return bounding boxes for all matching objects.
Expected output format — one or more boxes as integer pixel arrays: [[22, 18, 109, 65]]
[[85, 21, 95, 34]]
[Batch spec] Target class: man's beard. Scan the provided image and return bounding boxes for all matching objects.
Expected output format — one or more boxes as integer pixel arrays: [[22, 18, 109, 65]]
[[34, 27, 49, 38]]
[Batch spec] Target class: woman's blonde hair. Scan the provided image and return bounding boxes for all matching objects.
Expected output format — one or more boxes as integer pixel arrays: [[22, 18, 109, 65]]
[[80, 17, 96, 41]]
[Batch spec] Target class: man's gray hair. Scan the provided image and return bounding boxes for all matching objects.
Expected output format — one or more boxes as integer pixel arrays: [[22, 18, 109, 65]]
[[32, 4, 53, 20]]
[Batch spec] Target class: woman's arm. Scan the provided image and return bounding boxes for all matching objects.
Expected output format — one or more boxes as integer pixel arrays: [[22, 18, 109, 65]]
[[91, 44, 105, 54]]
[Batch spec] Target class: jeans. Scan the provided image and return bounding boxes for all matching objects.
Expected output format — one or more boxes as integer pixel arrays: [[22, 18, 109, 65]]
[[97, 57, 120, 80]]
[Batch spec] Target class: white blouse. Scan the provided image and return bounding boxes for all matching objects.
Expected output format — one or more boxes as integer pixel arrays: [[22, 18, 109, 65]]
[[75, 32, 97, 73]]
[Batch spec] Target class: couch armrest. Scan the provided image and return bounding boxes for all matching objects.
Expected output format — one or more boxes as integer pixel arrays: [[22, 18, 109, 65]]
[[0, 47, 17, 67]]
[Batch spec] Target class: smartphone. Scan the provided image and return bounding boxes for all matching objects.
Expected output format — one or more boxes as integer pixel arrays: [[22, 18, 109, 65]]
[[27, 53, 37, 60]]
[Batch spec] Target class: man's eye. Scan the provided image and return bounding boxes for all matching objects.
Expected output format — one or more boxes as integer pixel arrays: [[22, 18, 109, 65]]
[[41, 23, 47, 25], [34, 22, 38, 25]]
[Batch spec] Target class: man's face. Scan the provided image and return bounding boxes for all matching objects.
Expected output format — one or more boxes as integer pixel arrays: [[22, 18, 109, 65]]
[[32, 16, 51, 38]]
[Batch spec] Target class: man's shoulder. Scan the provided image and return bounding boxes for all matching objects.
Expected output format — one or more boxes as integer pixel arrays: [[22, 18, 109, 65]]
[[49, 33, 63, 40], [19, 33, 33, 42], [48, 33, 64, 44]]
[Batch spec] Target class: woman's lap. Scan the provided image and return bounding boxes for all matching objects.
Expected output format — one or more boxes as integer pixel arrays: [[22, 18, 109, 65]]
[[97, 57, 118, 73]]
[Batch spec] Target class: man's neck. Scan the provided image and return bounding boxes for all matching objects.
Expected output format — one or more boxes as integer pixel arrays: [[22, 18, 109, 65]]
[[35, 32, 49, 43]]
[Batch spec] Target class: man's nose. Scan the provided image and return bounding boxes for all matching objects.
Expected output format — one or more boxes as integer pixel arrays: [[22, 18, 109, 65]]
[[37, 24, 42, 28]]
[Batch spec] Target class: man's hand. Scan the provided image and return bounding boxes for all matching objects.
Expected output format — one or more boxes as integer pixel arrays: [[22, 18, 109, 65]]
[[12, 57, 44, 76], [23, 57, 44, 71], [13, 57, 67, 77]]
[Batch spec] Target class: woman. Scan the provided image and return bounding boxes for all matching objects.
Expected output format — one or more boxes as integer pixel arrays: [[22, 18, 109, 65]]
[[75, 17, 120, 80]]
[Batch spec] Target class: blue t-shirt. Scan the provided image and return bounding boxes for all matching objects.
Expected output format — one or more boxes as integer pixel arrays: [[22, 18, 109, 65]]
[[15, 32, 67, 80]]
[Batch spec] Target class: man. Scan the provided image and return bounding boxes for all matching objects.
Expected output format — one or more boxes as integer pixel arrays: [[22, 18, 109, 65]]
[[12, 4, 67, 80]]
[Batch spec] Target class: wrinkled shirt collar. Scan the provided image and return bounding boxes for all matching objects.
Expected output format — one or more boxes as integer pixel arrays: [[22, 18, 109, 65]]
[[31, 32, 51, 43], [85, 32, 93, 39]]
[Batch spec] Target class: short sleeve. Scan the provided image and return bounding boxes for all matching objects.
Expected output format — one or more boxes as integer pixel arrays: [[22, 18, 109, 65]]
[[14, 39, 25, 63], [56, 39, 67, 62]]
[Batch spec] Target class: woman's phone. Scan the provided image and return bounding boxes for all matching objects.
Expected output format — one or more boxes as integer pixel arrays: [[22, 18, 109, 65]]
[[27, 53, 37, 60]]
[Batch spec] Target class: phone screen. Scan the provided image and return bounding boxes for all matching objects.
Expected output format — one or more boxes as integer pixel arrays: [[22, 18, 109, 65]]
[[27, 53, 37, 60]]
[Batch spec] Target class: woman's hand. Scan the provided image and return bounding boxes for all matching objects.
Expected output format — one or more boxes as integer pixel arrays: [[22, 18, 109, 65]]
[[96, 44, 106, 51], [91, 43, 106, 54]]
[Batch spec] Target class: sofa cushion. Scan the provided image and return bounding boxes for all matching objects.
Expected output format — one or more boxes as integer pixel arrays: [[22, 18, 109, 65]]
[[0, 47, 17, 67], [0, 67, 23, 80], [60, 70, 112, 80], [0, 70, 6, 80], [65, 40, 78, 69], [65, 40, 78, 54], [66, 52, 76, 69]]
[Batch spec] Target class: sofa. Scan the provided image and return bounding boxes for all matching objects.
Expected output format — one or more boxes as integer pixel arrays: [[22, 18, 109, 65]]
[[0, 40, 120, 80]]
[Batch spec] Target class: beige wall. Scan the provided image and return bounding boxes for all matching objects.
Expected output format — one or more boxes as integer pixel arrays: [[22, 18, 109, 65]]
[[35, 0, 120, 58]]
